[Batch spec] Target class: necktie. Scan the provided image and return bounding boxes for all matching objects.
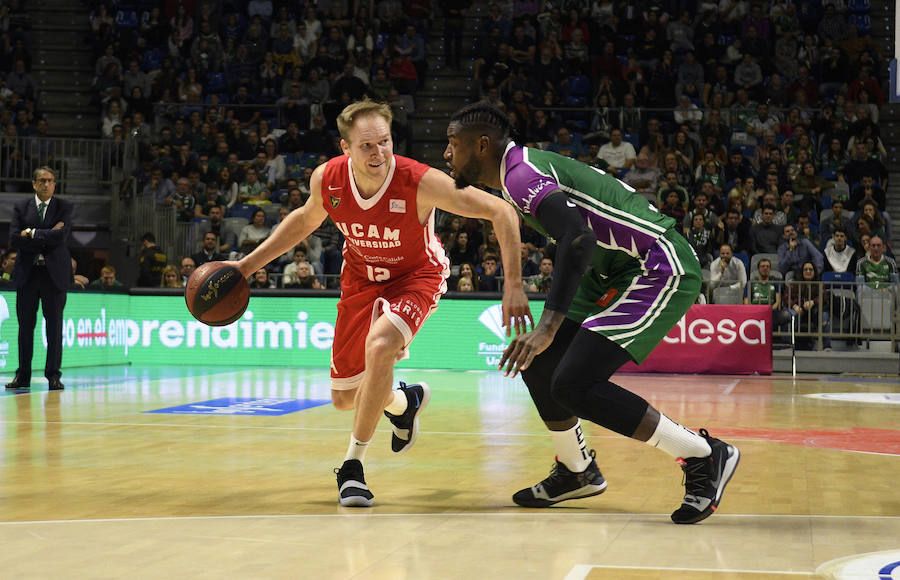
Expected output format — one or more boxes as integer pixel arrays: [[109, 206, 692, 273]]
[[34, 202, 48, 265]]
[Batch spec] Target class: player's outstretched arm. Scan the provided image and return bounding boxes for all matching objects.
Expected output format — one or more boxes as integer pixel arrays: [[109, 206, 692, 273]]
[[417, 167, 532, 335], [499, 190, 597, 378], [234, 164, 329, 278]]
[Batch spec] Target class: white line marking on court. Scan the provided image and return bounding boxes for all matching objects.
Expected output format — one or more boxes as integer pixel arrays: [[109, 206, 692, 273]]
[[722, 379, 740, 395], [0, 420, 623, 439], [0, 421, 892, 456], [564, 563, 818, 579], [0, 513, 897, 527], [563, 564, 594, 580]]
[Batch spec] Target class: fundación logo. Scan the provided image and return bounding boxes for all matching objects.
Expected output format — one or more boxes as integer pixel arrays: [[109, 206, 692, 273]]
[[477, 304, 508, 367], [0, 296, 9, 368]]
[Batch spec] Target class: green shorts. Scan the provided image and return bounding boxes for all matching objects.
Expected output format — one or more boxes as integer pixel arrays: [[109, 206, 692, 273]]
[[567, 229, 702, 363]]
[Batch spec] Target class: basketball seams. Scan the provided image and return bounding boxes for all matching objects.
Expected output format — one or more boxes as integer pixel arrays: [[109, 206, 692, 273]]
[[185, 263, 250, 326]]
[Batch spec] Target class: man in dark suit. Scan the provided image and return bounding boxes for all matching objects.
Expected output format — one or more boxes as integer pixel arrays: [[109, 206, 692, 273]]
[[191, 232, 226, 266], [6, 166, 72, 391]]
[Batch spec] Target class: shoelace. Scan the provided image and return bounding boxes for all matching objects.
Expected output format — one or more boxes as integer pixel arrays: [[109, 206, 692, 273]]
[[540, 460, 571, 486], [336, 462, 364, 481], [678, 457, 711, 496], [544, 448, 598, 483]]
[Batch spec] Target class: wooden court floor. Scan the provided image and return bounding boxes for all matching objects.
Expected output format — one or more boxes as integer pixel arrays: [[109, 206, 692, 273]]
[[0, 367, 897, 579]]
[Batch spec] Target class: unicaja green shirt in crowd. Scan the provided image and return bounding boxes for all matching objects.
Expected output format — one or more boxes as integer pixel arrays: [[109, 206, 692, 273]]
[[856, 255, 897, 289], [747, 280, 778, 305]]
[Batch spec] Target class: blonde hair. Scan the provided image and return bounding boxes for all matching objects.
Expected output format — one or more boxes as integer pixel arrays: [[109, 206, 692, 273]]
[[336, 99, 393, 143], [160, 265, 182, 288]]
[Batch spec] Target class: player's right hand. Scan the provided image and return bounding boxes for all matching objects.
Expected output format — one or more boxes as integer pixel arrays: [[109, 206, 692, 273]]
[[221, 260, 247, 278], [498, 325, 554, 379], [502, 286, 533, 337]]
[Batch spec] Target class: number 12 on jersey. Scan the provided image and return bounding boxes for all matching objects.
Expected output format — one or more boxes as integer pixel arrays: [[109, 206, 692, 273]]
[[366, 265, 391, 282]]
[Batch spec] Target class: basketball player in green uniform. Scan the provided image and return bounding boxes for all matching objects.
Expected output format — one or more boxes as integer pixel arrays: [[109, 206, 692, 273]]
[[444, 103, 740, 524]]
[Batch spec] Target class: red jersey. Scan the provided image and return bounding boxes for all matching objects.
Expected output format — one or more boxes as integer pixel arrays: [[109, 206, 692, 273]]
[[320, 154, 449, 283]]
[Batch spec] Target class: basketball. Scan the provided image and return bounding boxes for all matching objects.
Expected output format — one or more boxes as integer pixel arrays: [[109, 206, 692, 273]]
[[185, 262, 250, 326]]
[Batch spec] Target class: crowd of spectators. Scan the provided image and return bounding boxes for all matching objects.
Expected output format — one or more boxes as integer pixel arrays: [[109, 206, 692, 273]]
[[0, 2, 59, 188], [3, 0, 893, 305], [87, 0, 436, 287], [467, 0, 892, 305]]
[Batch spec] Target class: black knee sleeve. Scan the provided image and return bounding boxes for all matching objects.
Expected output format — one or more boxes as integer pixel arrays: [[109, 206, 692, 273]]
[[520, 318, 580, 423], [550, 331, 650, 437]]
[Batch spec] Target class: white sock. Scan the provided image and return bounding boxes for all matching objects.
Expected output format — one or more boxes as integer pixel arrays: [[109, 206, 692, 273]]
[[345, 435, 369, 463], [551, 421, 592, 472], [645, 414, 711, 459], [384, 389, 407, 416]]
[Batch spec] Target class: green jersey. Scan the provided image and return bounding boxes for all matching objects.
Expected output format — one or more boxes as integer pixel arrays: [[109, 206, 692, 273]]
[[500, 144, 676, 271], [856, 256, 897, 289], [747, 280, 779, 305], [500, 143, 701, 363]]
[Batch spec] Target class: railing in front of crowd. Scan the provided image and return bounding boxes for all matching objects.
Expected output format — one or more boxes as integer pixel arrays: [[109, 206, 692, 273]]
[[111, 178, 184, 270], [0, 136, 138, 193], [699, 278, 899, 351]]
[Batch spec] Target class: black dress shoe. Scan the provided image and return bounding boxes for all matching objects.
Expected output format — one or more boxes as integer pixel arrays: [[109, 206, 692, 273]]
[[48, 380, 64, 391], [5, 380, 29, 389]]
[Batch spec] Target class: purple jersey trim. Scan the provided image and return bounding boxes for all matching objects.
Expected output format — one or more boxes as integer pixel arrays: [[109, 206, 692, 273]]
[[502, 146, 558, 215]]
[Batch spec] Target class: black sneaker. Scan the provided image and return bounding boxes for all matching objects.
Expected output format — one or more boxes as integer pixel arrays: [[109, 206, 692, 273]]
[[671, 429, 740, 524], [383, 382, 430, 454], [334, 459, 374, 507], [512, 450, 608, 507]]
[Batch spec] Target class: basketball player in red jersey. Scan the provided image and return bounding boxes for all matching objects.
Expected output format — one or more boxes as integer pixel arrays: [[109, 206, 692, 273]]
[[232, 100, 531, 506]]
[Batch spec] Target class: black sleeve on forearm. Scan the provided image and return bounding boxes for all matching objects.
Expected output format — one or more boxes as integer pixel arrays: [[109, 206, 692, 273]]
[[534, 190, 597, 313]]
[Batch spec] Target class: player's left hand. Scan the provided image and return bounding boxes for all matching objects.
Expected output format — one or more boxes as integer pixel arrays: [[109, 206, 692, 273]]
[[498, 325, 554, 378], [501, 286, 533, 337]]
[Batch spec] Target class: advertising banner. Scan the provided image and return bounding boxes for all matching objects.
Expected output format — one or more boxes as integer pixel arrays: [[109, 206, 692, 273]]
[[620, 305, 773, 375], [0, 293, 770, 374], [0, 291, 131, 371]]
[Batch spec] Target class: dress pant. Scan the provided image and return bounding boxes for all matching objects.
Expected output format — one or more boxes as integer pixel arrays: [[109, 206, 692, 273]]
[[16, 266, 67, 383]]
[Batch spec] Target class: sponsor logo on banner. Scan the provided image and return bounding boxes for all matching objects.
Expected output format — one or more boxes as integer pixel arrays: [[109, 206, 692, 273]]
[[0, 295, 8, 368], [621, 305, 772, 375], [662, 315, 767, 345], [477, 304, 509, 367]]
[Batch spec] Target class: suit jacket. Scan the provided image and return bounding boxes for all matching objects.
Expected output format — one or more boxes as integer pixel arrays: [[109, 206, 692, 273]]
[[191, 249, 226, 266], [9, 196, 73, 291]]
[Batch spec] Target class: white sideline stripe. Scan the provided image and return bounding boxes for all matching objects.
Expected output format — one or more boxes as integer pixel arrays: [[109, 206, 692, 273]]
[[0, 513, 896, 527], [0, 420, 779, 441], [0, 420, 615, 437], [722, 379, 740, 395], [565, 564, 817, 579], [0, 420, 892, 455]]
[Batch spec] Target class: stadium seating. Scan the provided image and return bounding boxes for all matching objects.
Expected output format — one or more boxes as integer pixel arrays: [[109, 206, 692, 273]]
[[228, 204, 259, 221], [847, 14, 872, 35], [115, 9, 139, 28], [848, 0, 871, 14]]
